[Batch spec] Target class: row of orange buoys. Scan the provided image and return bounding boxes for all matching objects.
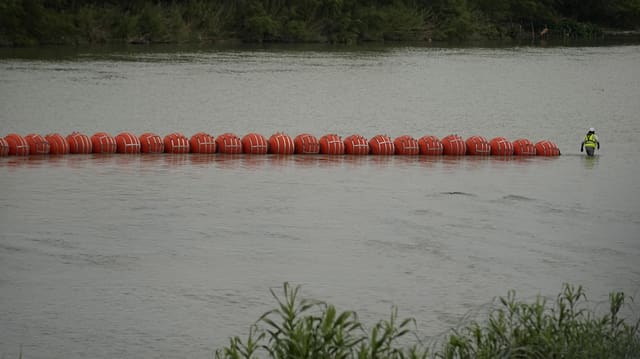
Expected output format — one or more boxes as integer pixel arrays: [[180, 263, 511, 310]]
[[0, 132, 561, 157]]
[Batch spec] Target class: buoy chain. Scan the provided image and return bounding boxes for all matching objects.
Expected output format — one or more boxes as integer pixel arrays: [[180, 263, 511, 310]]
[[1, 132, 561, 157]]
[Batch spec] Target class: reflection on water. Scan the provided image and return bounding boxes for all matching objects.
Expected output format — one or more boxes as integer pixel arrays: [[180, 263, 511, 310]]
[[0, 154, 562, 170], [581, 155, 599, 170]]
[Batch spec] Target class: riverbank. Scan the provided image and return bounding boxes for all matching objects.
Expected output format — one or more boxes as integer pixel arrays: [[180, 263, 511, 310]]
[[1, 0, 638, 47]]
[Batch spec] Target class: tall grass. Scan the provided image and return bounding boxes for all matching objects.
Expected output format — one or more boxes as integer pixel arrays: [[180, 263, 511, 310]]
[[215, 283, 640, 359], [439, 284, 640, 358], [215, 282, 427, 359]]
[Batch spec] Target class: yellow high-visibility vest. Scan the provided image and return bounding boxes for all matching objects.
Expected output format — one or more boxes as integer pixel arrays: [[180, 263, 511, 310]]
[[583, 133, 597, 148]]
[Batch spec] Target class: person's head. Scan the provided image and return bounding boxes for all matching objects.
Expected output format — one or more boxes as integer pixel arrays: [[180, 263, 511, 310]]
[[588, 127, 595, 133]]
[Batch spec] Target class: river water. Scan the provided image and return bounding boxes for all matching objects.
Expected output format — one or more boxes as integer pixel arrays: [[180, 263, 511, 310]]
[[1, 43, 639, 358]]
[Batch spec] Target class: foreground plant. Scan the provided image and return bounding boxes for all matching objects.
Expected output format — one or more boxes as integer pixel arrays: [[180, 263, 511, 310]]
[[215, 283, 640, 359], [438, 284, 640, 359], [215, 282, 426, 359]]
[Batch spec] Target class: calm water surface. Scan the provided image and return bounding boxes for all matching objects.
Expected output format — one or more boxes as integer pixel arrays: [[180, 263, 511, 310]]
[[1, 44, 639, 358]]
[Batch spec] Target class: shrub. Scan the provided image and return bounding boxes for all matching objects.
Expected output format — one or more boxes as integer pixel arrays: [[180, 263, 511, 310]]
[[555, 19, 603, 38]]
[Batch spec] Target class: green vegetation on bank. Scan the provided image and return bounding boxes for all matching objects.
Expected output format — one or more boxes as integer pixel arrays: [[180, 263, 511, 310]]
[[215, 282, 640, 358], [1, 0, 639, 46]]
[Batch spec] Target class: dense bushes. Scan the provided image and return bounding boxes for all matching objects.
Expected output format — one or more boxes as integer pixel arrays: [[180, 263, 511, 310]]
[[214, 282, 640, 359], [1, 0, 639, 46]]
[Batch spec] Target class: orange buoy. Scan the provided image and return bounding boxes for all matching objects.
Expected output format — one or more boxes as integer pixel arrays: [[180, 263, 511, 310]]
[[216, 133, 243, 154], [369, 134, 394, 155], [91, 132, 117, 153], [465, 136, 490, 156], [294, 133, 320, 154], [241, 133, 268, 154], [269, 132, 295, 155], [4, 133, 29, 156], [45, 133, 70, 155], [319, 134, 344, 155], [489, 137, 514, 156], [189, 132, 216, 154], [0, 137, 9, 156], [115, 132, 141, 154], [344, 134, 369, 155], [418, 135, 443, 155], [24, 134, 50, 155], [441, 134, 467, 155], [394, 135, 419, 155], [535, 140, 561, 156], [513, 138, 536, 156], [164, 132, 190, 154], [66, 132, 92, 154], [139, 132, 164, 153]]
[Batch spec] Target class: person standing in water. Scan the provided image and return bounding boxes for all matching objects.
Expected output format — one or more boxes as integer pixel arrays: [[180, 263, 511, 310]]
[[581, 128, 600, 156]]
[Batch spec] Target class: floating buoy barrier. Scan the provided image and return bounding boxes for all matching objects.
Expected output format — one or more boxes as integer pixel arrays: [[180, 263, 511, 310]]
[[269, 132, 295, 155], [319, 134, 344, 155], [242, 133, 268, 154], [25, 134, 50, 155], [294, 133, 320, 154], [535, 140, 561, 156], [189, 132, 216, 154], [418, 135, 443, 155], [91, 132, 117, 153], [164, 132, 190, 154], [139, 132, 164, 153], [45, 133, 70, 155], [394, 135, 419, 155], [369, 134, 394, 155], [442, 134, 466, 156], [115, 131, 141, 154], [0, 137, 9, 156], [489, 137, 514, 156], [466, 136, 490, 156], [4, 133, 29, 156], [513, 138, 536, 156], [67, 132, 92, 154], [0, 131, 561, 158], [344, 134, 369, 155], [216, 133, 242, 154]]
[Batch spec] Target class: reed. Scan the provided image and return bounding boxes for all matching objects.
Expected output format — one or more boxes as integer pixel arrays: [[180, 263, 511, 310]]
[[215, 283, 640, 359]]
